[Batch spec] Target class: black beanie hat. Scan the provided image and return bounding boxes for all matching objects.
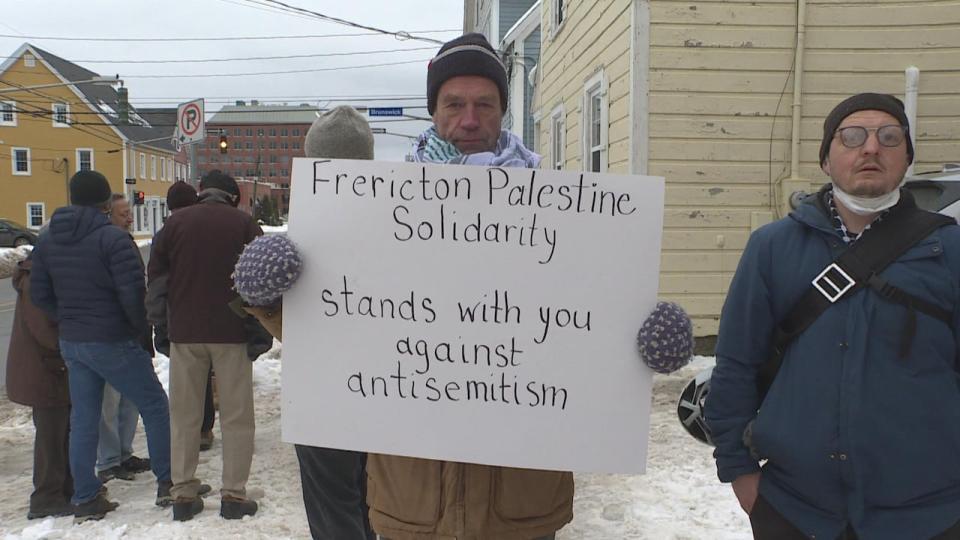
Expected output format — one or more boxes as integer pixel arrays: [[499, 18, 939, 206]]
[[427, 33, 508, 115], [200, 169, 239, 195], [166, 180, 198, 210], [69, 170, 112, 207], [819, 92, 914, 166]]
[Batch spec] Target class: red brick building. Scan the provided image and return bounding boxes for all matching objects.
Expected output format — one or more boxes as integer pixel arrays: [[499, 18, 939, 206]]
[[197, 101, 316, 216]]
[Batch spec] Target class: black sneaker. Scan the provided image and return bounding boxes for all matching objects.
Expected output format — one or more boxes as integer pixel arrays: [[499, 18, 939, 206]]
[[97, 465, 135, 483], [73, 493, 119, 523], [220, 496, 258, 520], [172, 497, 204, 522], [121, 455, 151, 474], [157, 481, 213, 507], [27, 500, 73, 519]]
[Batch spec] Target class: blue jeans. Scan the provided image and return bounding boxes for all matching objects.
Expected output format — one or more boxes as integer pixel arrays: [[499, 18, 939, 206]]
[[97, 384, 139, 471], [60, 339, 171, 505]]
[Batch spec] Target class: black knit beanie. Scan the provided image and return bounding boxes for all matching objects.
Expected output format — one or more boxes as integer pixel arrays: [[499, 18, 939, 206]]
[[69, 170, 112, 207], [427, 33, 508, 115], [819, 93, 913, 166], [166, 180, 198, 210]]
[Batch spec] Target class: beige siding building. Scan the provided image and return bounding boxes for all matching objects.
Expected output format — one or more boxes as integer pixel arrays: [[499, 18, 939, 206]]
[[530, 0, 960, 335]]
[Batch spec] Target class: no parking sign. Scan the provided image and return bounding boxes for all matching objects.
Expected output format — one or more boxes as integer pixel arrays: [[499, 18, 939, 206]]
[[175, 99, 204, 146]]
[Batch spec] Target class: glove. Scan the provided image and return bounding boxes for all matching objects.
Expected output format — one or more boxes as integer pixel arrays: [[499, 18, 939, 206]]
[[637, 301, 694, 374]]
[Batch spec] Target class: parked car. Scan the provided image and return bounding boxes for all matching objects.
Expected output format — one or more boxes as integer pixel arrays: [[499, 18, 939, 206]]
[[903, 163, 960, 221], [0, 219, 38, 247]]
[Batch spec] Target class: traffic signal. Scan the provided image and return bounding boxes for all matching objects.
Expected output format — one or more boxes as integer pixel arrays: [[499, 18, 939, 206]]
[[134, 191, 145, 205], [219, 134, 228, 154]]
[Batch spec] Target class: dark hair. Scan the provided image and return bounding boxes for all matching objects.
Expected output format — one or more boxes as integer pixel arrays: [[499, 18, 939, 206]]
[[200, 169, 240, 197]]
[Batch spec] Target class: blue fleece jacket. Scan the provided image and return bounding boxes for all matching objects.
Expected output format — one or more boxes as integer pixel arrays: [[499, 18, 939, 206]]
[[707, 191, 960, 540], [30, 205, 146, 342]]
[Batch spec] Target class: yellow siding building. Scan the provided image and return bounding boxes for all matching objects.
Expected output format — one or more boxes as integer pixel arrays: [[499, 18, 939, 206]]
[[527, 0, 960, 335], [0, 44, 185, 238]]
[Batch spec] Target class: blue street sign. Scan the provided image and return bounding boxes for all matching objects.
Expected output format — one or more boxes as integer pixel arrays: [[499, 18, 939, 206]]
[[368, 107, 403, 117]]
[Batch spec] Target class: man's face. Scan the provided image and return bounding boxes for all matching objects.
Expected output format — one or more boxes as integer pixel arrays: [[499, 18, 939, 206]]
[[432, 75, 502, 154], [822, 110, 909, 198], [110, 199, 133, 231]]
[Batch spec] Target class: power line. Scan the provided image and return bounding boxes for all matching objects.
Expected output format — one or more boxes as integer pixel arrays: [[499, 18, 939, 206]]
[[253, 0, 445, 45], [0, 46, 436, 64], [1, 83, 125, 148], [4, 58, 431, 79], [0, 29, 458, 42]]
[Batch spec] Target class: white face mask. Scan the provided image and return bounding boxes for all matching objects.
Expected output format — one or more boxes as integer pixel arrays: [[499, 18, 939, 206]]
[[831, 177, 906, 216]]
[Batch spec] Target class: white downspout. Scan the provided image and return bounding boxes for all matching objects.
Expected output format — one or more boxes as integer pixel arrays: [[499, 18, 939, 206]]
[[788, 0, 807, 182], [904, 66, 920, 176]]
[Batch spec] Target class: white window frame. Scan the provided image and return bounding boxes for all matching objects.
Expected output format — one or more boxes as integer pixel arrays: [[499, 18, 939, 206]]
[[24, 54, 35, 68], [552, 0, 567, 37], [139, 153, 146, 179], [550, 105, 565, 171], [11, 147, 30, 175], [52, 102, 70, 127], [0, 100, 16, 126], [26, 202, 45, 229], [582, 70, 608, 173], [151, 155, 157, 180], [76, 148, 94, 172]]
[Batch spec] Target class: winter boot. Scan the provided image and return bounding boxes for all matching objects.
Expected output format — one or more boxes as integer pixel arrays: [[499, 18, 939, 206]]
[[73, 492, 119, 524], [172, 497, 204, 521], [121, 455, 151, 474], [156, 480, 212, 507], [220, 496, 258, 519]]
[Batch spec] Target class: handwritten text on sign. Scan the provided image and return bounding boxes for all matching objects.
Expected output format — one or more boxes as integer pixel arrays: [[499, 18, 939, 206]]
[[282, 159, 665, 473]]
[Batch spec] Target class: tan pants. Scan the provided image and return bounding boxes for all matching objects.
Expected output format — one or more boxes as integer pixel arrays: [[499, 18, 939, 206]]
[[169, 343, 254, 499]]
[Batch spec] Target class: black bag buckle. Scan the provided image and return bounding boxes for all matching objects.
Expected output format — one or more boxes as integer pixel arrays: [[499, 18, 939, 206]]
[[812, 263, 855, 303]]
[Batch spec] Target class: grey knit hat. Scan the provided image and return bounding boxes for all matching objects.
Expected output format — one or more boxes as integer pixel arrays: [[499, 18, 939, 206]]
[[305, 106, 374, 160]]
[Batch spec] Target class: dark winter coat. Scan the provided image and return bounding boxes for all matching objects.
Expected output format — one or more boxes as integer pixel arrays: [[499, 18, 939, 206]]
[[6, 259, 70, 408], [147, 189, 261, 343], [30, 206, 147, 342], [706, 189, 960, 540]]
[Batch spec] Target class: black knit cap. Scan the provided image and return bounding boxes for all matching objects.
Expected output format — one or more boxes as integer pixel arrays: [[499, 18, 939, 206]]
[[69, 170, 112, 207], [427, 33, 508, 115], [166, 180, 198, 210], [200, 169, 239, 196], [819, 92, 914, 166]]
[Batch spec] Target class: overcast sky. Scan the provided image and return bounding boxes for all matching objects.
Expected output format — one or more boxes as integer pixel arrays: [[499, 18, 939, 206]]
[[1, 0, 465, 160]]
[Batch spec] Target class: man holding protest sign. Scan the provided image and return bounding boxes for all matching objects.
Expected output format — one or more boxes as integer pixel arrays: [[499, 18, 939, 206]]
[[362, 32, 569, 540]]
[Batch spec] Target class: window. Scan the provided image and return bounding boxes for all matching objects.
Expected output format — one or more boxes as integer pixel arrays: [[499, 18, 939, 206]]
[[551, 106, 565, 170], [233, 141, 242, 150], [554, 0, 566, 29], [11, 147, 30, 175], [260, 142, 266, 150], [292, 128, 300, 137], [151, 155, 157, 179], [269, 155, 277, 163], [24, 54, 35, 67], [246, 142, 253, 150], [269, 128, 277, 137], [269, 141, 277, 150], [0, 101, 16, 126], [52, 103, 69, 127], [246, 128, 253, 137], [76, 148, 94, 172], [280, 141, 289, 150], [140, 153, 146, 178], [234, 128, 242, 136], [27, 203, 44, 228], [293, 142, 301, 150], [280, 128, 288, 137], [583, 71, 607, 173], [281, 168, 289, 176]]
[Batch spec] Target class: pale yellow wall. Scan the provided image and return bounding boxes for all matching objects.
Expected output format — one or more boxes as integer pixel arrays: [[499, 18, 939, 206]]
[[537, 0, 633, 174], [0, 49, 175, 231], [537, 0, 960, 336]]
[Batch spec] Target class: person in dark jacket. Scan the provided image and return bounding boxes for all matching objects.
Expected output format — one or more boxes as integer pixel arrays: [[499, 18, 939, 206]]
[[706, 93, 960, 540], [30, 170, 172, 523], [5, 249, 73, 520], [96, 194, 151, 483], [147, 170, 262, 522], [149, 181, 218, 452]]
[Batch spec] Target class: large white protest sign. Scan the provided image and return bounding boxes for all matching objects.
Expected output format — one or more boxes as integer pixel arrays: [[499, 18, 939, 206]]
[[282, 158, 664, 474]]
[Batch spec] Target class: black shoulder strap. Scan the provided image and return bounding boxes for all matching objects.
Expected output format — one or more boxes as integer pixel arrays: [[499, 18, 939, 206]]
[[757, 204, 954, 396]]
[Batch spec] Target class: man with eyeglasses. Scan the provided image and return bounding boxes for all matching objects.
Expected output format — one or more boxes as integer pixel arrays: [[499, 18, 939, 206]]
[[706, 93, 960, 540]]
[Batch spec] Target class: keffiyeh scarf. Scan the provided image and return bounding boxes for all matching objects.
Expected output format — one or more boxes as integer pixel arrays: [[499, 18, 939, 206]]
[[412, 126, 541, 168]]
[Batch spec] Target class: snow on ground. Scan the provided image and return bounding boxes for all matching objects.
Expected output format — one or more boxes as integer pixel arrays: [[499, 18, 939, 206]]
[[0, 352, 750, 539]]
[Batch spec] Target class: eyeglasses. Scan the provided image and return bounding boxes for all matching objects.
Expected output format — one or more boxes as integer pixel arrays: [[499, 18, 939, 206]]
[[835, 125, 907, 149]]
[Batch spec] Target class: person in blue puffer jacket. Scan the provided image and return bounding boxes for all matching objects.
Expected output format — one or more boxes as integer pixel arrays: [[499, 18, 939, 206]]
[[706, 93, 960, 540], [30, 170, 172, 523]]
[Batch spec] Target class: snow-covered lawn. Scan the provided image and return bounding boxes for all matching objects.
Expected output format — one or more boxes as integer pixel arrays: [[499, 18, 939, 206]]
[[0, 350, 749, 539]]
